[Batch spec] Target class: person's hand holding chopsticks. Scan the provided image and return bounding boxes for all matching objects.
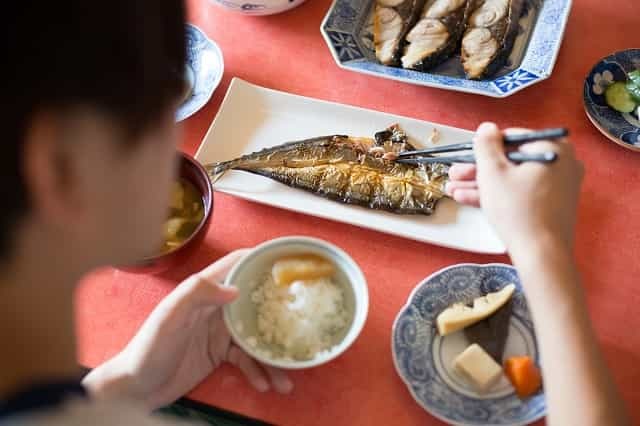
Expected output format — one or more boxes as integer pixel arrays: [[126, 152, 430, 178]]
[[447, 122, 630, 426], [445, 122, 583, 256]]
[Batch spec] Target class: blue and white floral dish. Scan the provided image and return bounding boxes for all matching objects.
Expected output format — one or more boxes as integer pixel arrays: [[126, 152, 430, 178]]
[[392, 264, 546, 425], [177, 24, 224, 122], [320, 0, 571, 98], [583, 49, 640, 152], [209, 0, 307, 15]]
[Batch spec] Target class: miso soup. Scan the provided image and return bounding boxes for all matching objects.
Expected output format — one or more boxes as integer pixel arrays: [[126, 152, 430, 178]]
[[161, 179, 204, 254]]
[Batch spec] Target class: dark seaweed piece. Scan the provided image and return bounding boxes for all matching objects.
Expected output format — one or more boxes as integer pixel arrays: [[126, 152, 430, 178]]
[[374, 129, 393, 145], [464, 299, 513, 363], [374, 126, 410, 146]]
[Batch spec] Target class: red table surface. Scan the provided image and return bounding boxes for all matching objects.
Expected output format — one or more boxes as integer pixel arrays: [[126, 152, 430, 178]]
[[75, 0, 640, 425]]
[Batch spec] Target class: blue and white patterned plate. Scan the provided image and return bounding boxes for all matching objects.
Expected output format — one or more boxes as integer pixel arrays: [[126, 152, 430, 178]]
[[209, 0, 307, 15], [177, 24, 224, 122], [392, 264, 546, 425], [320, 0, 571, 98], [583, 49, 640, 152]]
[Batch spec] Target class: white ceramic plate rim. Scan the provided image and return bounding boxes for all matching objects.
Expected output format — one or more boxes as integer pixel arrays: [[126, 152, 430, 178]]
[[390, 263, 546, 426], [222, 236, 369, 369]]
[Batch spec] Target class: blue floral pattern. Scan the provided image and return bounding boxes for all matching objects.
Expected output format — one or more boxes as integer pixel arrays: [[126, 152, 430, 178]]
[[177, 24, 224, 122], [320, 0, 572, 97], [327, 32, 364, 61], [583, 49, 640, 152], [392, 264, 546, 425], [493, 69, 539, 93]]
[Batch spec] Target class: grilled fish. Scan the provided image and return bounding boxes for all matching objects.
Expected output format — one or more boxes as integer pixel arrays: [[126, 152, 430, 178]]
[[461, 0, 524, 79], [208, 126, 448, 215], [401, 0, 474, 71], [374, 0, 425, 65]]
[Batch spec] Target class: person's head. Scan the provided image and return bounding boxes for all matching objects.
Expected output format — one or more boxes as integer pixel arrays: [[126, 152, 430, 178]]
[[1, 1, 187, 272]]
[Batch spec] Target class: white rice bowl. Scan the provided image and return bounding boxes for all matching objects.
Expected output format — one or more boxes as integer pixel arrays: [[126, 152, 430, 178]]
[[223, 237, 369, 369]]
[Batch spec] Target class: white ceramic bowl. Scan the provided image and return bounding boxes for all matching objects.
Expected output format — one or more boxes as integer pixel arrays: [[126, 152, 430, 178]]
[[223, 236, 369, 369], [209, 0, 307, 16]]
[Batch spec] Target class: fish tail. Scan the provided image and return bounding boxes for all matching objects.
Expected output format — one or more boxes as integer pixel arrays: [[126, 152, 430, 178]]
[[204, 135, 345, 182], [206, 160, 238, 183]]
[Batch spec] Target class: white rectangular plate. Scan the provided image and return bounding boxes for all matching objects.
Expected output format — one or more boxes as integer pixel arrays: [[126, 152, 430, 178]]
[[195, 78, 505, 254]]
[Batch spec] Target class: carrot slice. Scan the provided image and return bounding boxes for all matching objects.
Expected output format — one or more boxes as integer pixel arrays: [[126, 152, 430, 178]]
[[504, 356, 542, 398]]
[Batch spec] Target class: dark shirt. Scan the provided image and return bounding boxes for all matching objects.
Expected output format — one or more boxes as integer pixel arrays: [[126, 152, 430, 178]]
[[0, 381, 86, 420]]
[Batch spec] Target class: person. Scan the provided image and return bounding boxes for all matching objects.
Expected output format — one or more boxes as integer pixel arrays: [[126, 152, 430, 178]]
[[0, 1, 630, 425], [446, 123, 630, 426], [1, 1, 290, 424]]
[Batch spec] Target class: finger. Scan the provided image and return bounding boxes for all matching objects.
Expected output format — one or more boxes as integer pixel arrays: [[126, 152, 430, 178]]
[[518, 140, 571, 155], [196, 249, 251, 283], [208, 310, 232, 365], [451, 188, 481, 207], [227, 345, 270, 393], [448, 163, 477, 181], [200, 284, 238, 307], [473, 122, 510, 171], [445, 180, 478, 197], [503, 127, 531, 135], [503, 127, 569, 145], [163, 250, 249, 311], [262, 365, 294, 394], [503, 127, 570, 154]]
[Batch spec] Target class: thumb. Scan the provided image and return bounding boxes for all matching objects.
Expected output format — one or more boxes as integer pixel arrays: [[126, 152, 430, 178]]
[[209, 284, 238, 306], [179, 278, 238, 310], [473, 122, 509, 173]]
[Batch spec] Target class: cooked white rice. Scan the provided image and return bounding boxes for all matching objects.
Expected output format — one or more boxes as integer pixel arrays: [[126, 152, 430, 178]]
[[250, 274, 349, 360]]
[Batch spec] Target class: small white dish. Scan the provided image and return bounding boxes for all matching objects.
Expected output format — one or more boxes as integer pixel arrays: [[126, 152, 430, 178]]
[[209, 0, 307, 16], [177, 24, 224, 121], [223, 236, 369, 369], [195, 78, 505, 254]]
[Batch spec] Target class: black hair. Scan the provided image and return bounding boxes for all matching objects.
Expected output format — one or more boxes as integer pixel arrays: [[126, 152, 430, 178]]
[[1, 0, 186, 256]]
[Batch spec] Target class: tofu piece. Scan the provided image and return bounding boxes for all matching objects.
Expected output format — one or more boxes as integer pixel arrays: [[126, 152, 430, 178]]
[[169, 181, 184, 210], [437, 284, 515, 335], [453, 343, 504, 392]]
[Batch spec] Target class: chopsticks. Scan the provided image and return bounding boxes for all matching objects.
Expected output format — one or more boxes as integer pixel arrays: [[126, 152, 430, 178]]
[[395, 128, 567, 165], [397, 151, 557, 165]]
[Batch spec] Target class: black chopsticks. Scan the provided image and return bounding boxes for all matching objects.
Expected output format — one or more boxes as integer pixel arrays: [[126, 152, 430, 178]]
[[397, 151, 558, 165], [395, 128, 567, 165]]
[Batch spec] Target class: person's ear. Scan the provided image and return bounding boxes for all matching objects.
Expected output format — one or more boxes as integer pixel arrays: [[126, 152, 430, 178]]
[[22, 110, 83, 230]]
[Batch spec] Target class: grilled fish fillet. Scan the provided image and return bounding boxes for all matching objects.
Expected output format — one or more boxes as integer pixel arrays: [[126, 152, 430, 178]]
[[208, 126, 448, 215], [401, 0, 474, 71], [374, 0, 425, 65], [461, 0, 525, 79]]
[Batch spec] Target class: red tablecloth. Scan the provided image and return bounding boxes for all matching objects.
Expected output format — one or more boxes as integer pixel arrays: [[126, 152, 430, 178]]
[[75, 0, 640, 424]]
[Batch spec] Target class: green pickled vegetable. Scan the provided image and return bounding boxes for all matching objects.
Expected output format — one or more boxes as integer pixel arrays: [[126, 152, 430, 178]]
[[627, 70, 640, 87], [626, 81, 640, 103], [605, 82, 637, 113]]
